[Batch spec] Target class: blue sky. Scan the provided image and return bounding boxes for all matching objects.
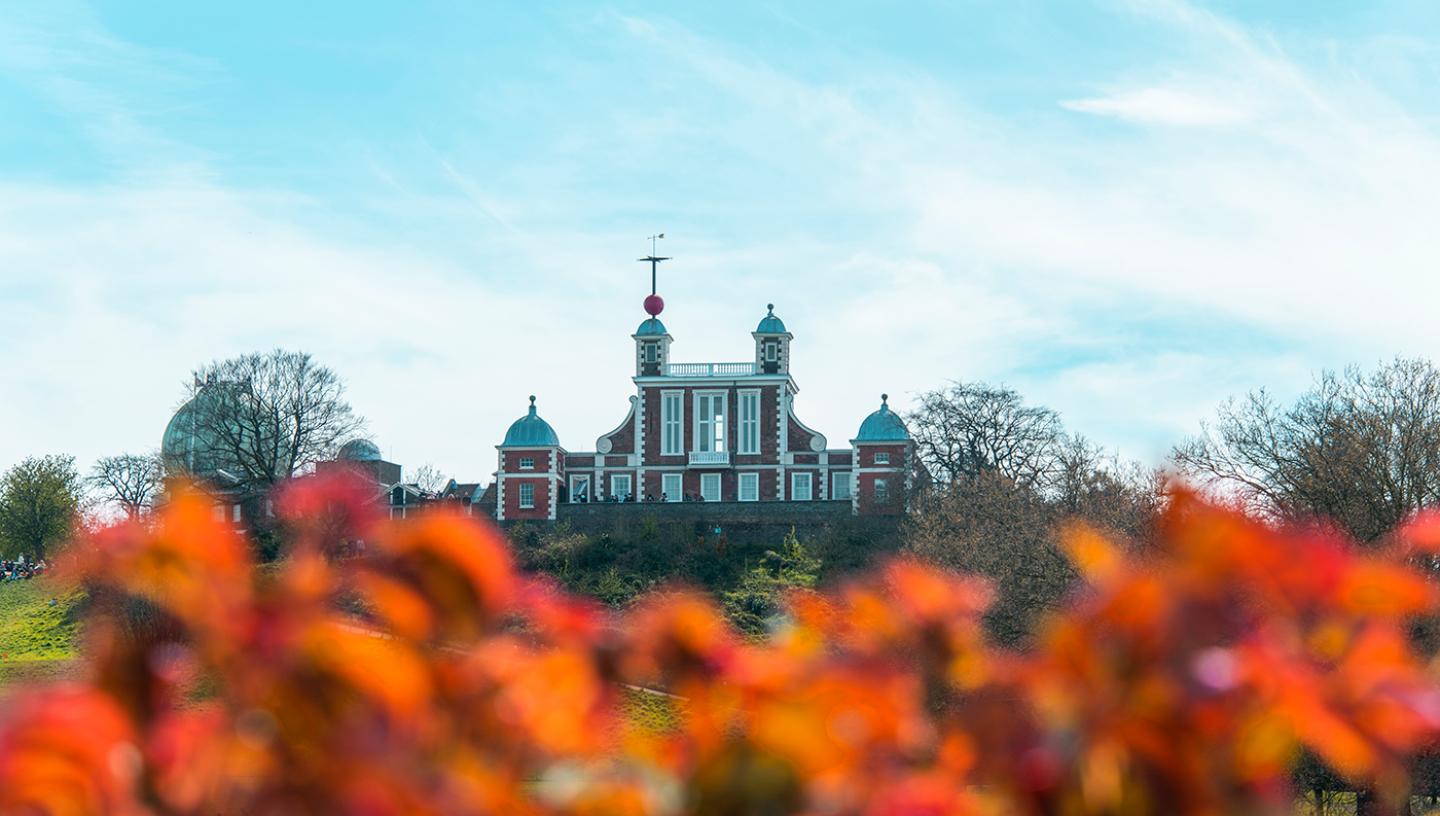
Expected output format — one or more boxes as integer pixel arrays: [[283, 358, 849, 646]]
[[3, 0, 1440, 482]]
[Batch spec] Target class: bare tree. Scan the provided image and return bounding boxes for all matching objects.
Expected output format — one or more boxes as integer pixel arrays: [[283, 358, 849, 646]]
[[903, 383, 1162, 642], [410, 464, 447, 494], [907, 383, 1065, 492], [1172, 357, 1440, 542], [177, 350, 365, 489], [91, 452, 163, 520], [906, 473, 1074, 645]]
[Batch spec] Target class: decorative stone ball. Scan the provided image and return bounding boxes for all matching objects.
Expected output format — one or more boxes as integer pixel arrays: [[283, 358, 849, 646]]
[[644, 294, 665, 316]]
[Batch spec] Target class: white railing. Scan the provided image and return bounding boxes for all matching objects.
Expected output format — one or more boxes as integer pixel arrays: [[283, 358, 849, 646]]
[[688, 451, 731, 466], [663, 362, 757, 377]]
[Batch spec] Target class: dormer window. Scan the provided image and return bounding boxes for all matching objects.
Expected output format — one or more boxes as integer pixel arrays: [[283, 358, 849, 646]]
[[519, 457, 535, 470]]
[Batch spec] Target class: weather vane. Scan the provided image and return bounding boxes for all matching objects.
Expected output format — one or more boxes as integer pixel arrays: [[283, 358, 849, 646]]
[[638, 233, 670, 316]]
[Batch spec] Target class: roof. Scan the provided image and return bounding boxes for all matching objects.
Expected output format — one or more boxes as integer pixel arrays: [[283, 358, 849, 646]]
[[755, 303, 787, 334], [161, 381, 249, 476], [337, 438, 382, 461], [635, 317, 669, 337], [855, 394, 910, 442], [502, 396, 561, 447], [440, 481, 483, 501]]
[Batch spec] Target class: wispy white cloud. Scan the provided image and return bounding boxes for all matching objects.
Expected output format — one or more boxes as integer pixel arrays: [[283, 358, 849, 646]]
[[1060, 88, 1248, 125]]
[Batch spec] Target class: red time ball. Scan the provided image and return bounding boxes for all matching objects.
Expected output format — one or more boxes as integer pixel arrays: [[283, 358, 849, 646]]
[[644, 294, 665, 316]]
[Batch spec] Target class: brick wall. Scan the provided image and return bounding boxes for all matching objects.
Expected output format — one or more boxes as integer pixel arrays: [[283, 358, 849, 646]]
[[502, 478, 551, 520], [502, 450, 552, 473]]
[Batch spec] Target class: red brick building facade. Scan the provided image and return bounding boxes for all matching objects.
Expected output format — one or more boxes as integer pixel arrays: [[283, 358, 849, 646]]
[[495, 301, 913, 521]]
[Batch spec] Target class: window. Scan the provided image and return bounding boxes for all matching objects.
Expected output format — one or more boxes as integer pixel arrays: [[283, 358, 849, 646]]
[[212, 505, 225, 522], [765, 341, 778, 362], [570, 476, 590, 503], [662, 473, 682, 502], [232, 503, 242, 522], [519, 482, 535, 509], [791, 473, 813, 501], [701, 473, 721, 502], [738, 390, 760, 455], [832, 472, 852, 500], [661, 391, 683, 455], [695, 392, 726, 453], [873, 452, 890, 465], [874, 478, 890, 504], [739, 472, 759, 502], [612, 474, 632, 501], [645, 343, 658, 363], [519, 457, 535, 470]]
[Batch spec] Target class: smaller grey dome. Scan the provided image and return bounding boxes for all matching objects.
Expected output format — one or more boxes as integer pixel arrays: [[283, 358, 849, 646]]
[[756, 303, 787, 334], [502, 396, 561, 447], [338, 438, 382, 461], [856, 394, 909, 442], [636, 317, 668, 336]]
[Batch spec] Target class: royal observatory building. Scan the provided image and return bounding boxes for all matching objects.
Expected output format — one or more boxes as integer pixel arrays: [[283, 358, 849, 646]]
[[493, 258, 915, 522]]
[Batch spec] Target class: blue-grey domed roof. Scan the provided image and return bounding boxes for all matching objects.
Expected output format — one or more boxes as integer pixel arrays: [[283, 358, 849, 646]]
[[338, 438, 382, 462], [855, 394, 909, 442], [161, 382, 245, 476], [502, 396, 560, 447], [635, 317, 668, 336], [756, 303, 787, 334]]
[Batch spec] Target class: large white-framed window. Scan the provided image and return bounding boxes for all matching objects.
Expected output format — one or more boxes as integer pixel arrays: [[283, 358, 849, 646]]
[[644, 343, 658, 363], [519, 456, 536, 470], [695, 391, 727, 453], [874, 478, 890, 504], [765, 341, 778, 362], [873, 452, 890, 465], [739, 472, 760, 502], [661, 391, 684, 455], [832, 472, 853, 500], [700, 473, 721, 502], [662, 473, 682, 502], [570, 475, 591, 503], [611, 474, 633, 501], [790, 472, 813, 501], [519, 482, 535, 509], [738, 389, 760, 455]]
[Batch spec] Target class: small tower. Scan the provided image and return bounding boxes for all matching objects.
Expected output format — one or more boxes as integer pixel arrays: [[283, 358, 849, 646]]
[[850, 394, 912, 516], [634, 313, 672, 376], [635, 240, 673, 376], [753, 304, 793, 375], [496, 396, 565, 522]]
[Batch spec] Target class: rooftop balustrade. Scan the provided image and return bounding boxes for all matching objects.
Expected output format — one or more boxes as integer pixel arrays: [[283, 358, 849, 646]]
[[662, 362, 758, 377]]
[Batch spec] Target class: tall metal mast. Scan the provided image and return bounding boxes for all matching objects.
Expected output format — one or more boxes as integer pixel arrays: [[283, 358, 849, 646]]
[[638, 233, 669, 295]]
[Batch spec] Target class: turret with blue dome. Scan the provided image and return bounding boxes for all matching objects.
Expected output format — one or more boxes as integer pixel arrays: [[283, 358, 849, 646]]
[[755, 305, 787, 334], [854, 394, 910, 442], [752, 303, 793, 375], [502, 396, 561, 447], [635, 317, 668, 337]]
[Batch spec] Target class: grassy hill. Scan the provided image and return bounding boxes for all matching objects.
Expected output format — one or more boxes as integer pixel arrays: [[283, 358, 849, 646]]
[[0, 577, 82, 687]]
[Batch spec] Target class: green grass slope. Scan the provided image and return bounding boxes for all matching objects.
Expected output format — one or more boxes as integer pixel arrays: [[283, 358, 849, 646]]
[[0, 577, 82, 687]]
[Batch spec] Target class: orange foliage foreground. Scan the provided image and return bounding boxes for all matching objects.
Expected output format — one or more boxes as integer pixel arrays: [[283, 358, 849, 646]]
[[4, 478, 1440, 815]]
